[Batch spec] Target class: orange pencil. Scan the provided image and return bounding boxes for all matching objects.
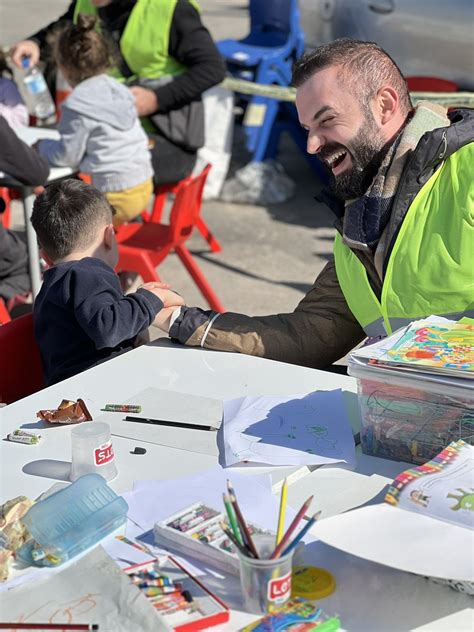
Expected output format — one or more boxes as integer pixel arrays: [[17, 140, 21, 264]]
[[270, 495, 313, 559]]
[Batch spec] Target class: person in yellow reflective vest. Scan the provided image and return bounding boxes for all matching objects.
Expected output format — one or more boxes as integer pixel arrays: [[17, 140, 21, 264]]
[[161, 39, 473, 370], [11, 0, 226, 186]]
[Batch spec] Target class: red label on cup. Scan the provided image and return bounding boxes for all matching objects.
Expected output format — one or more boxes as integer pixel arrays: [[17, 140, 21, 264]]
[[94, 440, 115, 466], [267, 571, 292, 603]]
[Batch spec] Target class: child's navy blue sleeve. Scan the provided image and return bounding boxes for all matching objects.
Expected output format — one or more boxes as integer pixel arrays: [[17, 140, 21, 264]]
[[68, 263, 163, 350]]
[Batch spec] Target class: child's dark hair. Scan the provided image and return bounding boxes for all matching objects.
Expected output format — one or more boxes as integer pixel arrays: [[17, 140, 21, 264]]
[[32, 179, 113, 261], [52, 14, 115, 85]]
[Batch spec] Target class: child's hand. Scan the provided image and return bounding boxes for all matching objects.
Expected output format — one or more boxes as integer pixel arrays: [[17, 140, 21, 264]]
[[152, 306, 179, 332], [139, 282, 184, 308]]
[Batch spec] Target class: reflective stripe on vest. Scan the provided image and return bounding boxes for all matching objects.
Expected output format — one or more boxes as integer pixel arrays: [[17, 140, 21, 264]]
[[334, 142, 474, 337], [73, 0, 200, 80]]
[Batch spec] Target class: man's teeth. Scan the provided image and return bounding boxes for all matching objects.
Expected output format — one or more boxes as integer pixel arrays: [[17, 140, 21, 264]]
[[326, 150, 346, 166]]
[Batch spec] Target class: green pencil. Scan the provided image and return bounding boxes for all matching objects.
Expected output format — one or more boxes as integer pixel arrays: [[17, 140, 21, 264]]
[[223, 493, 243, 546]]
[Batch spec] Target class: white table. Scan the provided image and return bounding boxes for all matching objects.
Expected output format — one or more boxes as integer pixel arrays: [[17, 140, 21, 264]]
[[0, 127, 74, 298], [1, 343, 472, 631]]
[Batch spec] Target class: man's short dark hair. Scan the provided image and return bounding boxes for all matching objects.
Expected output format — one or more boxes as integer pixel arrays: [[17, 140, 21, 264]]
[[292, 38, 412, 115], [31, 179, 113, 261]]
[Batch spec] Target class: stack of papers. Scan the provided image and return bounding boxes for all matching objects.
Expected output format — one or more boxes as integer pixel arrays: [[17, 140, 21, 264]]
[[351, 317, 474, 384]]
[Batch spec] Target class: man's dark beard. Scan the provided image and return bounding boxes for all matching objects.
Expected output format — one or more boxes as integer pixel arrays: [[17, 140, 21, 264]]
[[323, 115, 388, 201]]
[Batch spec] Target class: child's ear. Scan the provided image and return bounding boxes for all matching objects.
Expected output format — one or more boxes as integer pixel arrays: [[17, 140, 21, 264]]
[[103, 224, 115, 250], [40, 249, 55, 268]]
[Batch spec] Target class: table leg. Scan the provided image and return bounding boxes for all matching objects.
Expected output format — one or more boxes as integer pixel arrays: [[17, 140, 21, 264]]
[[23, 189, 42, 299]]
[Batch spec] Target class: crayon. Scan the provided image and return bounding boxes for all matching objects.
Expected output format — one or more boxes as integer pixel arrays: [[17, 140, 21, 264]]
[[103, 404, 142, 413]]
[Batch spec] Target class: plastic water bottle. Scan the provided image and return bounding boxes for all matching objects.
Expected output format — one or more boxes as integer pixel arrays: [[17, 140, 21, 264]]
[[19, 57, 56, 123]]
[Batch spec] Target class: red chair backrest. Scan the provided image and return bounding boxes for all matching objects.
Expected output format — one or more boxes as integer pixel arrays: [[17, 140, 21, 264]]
[[169, 165, 212, 245], [0, 313, 44, 404]]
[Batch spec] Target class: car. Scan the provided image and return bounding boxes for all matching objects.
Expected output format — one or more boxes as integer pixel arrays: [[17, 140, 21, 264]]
[[299, 0, 474, 90]]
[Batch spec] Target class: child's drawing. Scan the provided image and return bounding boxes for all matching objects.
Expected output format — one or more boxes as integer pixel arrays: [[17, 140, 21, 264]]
[[224, 391, 354, 465]]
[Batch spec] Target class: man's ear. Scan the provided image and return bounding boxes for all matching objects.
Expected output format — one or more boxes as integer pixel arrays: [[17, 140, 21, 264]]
[[103, 224, 115, 250], [376, 86, 399, 125]]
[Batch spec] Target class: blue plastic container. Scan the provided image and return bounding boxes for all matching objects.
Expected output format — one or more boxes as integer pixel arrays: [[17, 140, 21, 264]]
[[18, 474, 128, 566]]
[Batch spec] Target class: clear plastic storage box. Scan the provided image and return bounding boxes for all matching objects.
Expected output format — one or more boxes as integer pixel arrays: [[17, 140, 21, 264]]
[[348, 358, 474, 464], [18, 473, 128, 566]]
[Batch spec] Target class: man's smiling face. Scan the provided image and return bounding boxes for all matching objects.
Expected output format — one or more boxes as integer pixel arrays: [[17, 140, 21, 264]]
[[296, 65, 388, 200]]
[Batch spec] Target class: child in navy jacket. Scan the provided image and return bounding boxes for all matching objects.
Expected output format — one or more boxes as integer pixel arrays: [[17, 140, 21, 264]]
[[32, 179, 183, 385]]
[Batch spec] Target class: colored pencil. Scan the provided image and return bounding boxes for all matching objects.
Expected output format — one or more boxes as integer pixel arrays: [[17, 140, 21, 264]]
[[223, 493, 243, 546], [0, 625, 99, 631], [219, 521, 254, 557], [276, 477, 288, 546], [281, 510, 322, 556], [270, 495, 313, 559], [226, 481, 259, 559]]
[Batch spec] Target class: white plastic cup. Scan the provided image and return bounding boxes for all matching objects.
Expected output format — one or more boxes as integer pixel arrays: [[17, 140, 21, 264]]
[[237, 534, 294, 614], [70, 422, 118, 482]]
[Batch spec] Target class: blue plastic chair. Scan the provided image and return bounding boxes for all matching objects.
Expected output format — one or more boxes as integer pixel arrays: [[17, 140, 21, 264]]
[[218, 0, 305, 161]]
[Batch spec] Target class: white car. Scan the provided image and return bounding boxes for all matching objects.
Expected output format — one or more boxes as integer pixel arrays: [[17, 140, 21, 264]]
[[300, 0, 474, 90]]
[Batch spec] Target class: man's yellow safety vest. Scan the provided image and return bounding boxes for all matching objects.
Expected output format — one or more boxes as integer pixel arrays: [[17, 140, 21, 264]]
[[334, 142, 474, 336]]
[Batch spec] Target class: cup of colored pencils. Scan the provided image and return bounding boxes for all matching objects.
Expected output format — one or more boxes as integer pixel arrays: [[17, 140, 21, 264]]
[[223, 479, 318, 615]]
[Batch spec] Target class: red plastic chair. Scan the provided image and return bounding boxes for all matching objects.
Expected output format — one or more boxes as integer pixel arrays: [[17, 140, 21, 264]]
[[115, 165, 225, 313], [0, 313, 44, 404], [0, 298, 11, 325], [143, 178, 222, 254], [0, 188, 13, 228], [406, 77, 459, 92]]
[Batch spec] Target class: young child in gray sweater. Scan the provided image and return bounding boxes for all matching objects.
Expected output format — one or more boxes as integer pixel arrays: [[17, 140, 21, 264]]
[[37, 13, 153, 226]]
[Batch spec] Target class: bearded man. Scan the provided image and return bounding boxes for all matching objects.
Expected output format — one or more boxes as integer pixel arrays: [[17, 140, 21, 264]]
[[160, 39, 473, 369]]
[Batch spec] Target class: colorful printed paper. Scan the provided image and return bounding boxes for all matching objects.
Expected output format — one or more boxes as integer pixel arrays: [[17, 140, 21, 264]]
[[382, 322, 474, 374], [385, 440, 474, 529]]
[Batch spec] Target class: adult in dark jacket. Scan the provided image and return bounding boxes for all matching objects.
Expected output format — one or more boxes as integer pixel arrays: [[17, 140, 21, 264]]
[[0, 115, 49, 302], [158, 40, 474, 369], [11, 0, 226, 185]]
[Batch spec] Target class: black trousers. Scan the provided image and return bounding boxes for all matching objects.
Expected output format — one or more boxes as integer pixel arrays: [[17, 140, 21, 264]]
[[149, 133, 197, 186]]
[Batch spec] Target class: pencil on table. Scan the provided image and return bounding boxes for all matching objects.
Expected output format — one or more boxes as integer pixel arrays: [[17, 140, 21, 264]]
[[270, 495, 314, 559], [276, 477, 288, 546], [281, 510, 322, 556]]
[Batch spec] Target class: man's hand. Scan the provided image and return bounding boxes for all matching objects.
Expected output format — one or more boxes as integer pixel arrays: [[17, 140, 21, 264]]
[[152, 306, 179, 333], [11, 40, 40, 67], [129, 86, 158, 117], [139, 282, 184, 308]]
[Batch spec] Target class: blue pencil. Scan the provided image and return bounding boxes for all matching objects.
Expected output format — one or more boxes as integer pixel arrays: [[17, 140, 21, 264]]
[[281, 511, 322, 556]]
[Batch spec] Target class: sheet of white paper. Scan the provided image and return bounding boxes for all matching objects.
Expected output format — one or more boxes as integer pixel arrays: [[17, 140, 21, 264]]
[[0, 546, 170, 631], [96, 387, 223, 455], [124, 468, 272, 532], [312, 503, 474, 581], [221, 389, 356, 467], [123, 468, 315, 551]]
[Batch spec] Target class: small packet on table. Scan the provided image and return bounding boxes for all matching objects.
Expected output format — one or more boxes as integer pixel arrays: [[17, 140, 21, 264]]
[[37, 398, 92, 424], [239, 598, 340, 631]]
